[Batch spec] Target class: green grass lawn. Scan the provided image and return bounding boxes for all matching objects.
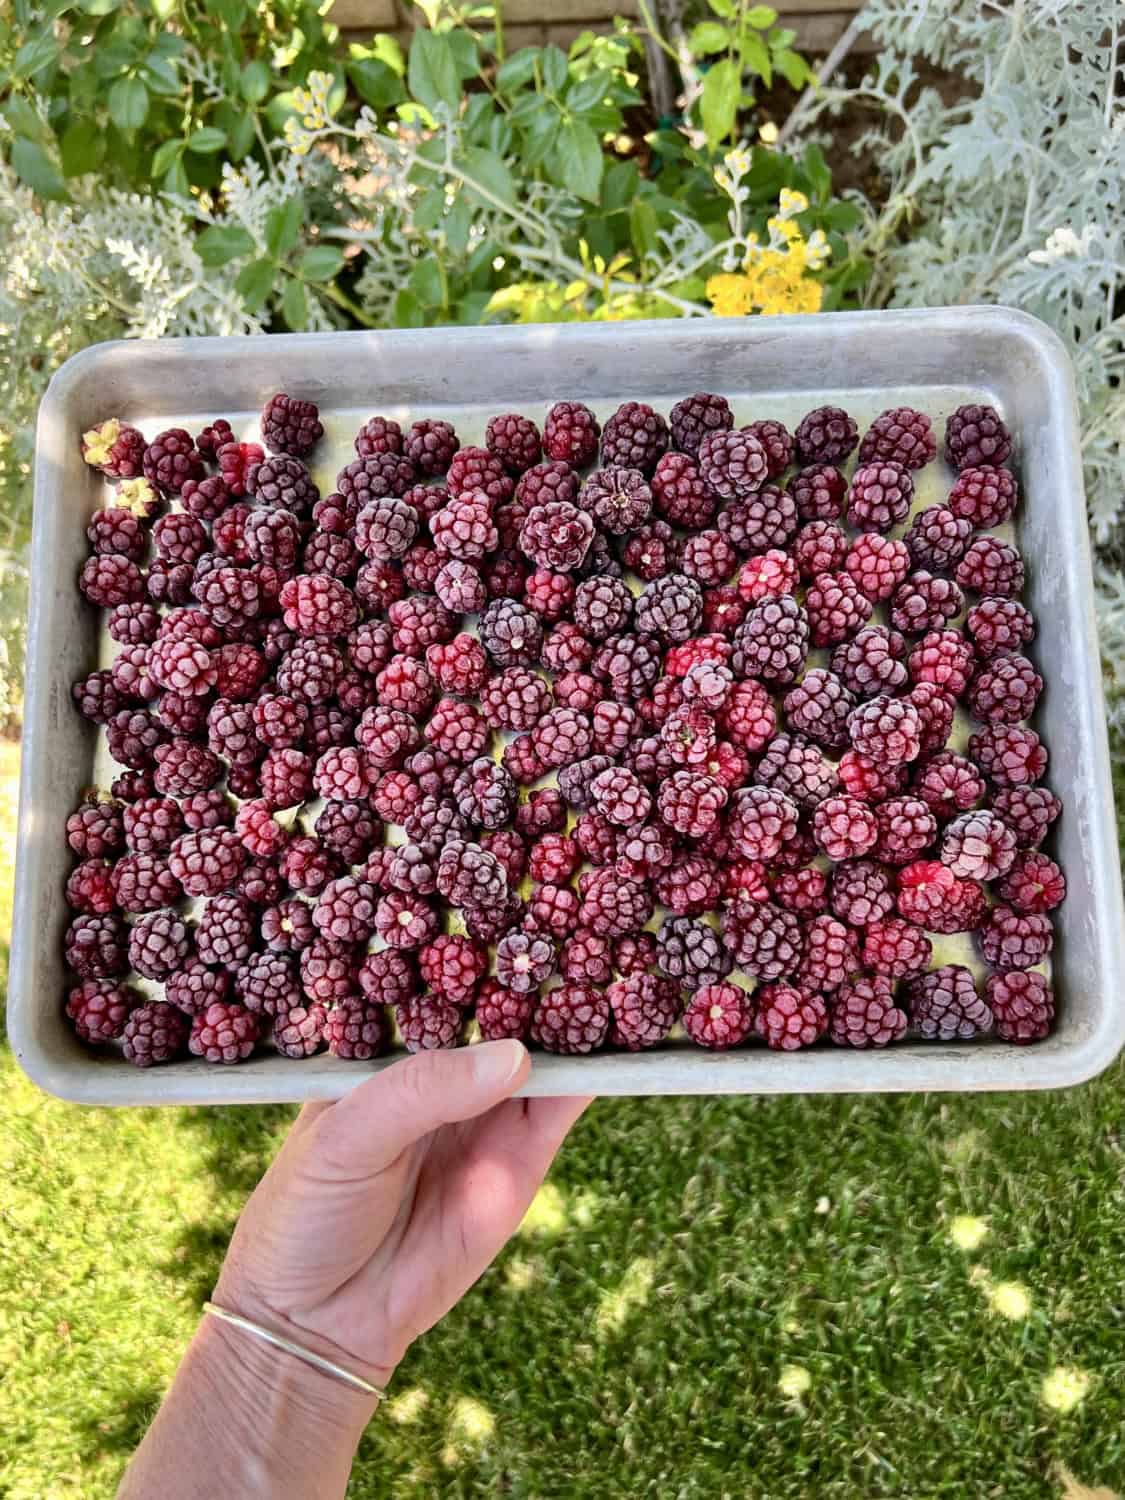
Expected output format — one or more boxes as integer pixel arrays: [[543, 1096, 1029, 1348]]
[[2, 737, 1123, 1499]]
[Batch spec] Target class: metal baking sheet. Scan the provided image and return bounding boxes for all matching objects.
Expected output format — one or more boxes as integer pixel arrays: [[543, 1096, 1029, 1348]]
[[10, 309, 1124, 1104]]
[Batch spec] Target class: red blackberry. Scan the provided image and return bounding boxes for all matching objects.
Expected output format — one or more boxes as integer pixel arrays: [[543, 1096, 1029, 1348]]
[[122, 796, 183, 856], [830, 627, 906, 700], [437, 838, 508, 909], [669, 392, 733, 456], [404, 417, 459, 476], [966, 597, 1036, 662], [300, 940, 360, 1005], [735, 549, 798, 605], [111, 769, 156, 801], [681, 662, 733, 716], [657, 770, 727, 837], [577, 868, 653, 937], [543, 400, 600, 466], [303, 529, 360, 583], [744, 418, 794, 478], [65, 858, 117, 915], [999, 850, 1066, 913], [559, 929, 613, 986], [475, 981, 535, 1041], [846, 535, 911, 606], [516, 788, 567, 837], [912, 751, 985, 820], [188, 1000, 259, 1063], [955, 537, 1024, 598], [446, 446, 513, 505], [261, 392, 323, 458], [110, 642, 157, 703], [661, 703, 717, 768], [948, 469, 1019, 534], [429, 558, 482, 615], [967, 653, 1042, 725], [794, 405, 859, 466], [862, 918, 931, 978], [65, 913, 128, 979], [515, 462, 580, 514], [656, 915, 732, 990], [484, 412, 541, 474], [772, 866, 827, 915], [277, 574, 356, 639], [829, 977, 907, 1048], [681, 981, 753, 1049], [623, 517, 681, 578], [717, 486, 799, 555], [234, 799, 289, 861], [732, 595, 809, 686], [82, 418, 147, 479], [354, 952, 418, 1013], [354, 495, 419, 562], [67, 978, 140, 1042], [107, 602, 161, 647], [991, 785, 1060, 847], [524, 568, 575, 624], [518, 499, 594, 573], [847, 461, 914, 532], [353, 414, 403, 458], [415, 934, 485, 1007], [257, 748, 312, 811], [799, 914, 860, 992], [812, 795, 878, 860], [271, 1002, 327, 1059], [68, 799, 126, 861], [848, 695, 922, 766], [874, 794, 937, 865], [908, 680, 955, 756], [87, 506, 146, 562], [985, 969, 1053, 1044], [783, 669, 856, 750], [613, 932, 658, 977], [979, 904, 1053, 971], [122, 1001, 190, 1066], [788, 464, 847, 525], [110, 853, 181, 913], [905, 630, 974, 700], [326, 996, 393, 1058], [372, 889, 437, 949], [939, 808, 1017, 880], [572, 809, 618, 864], [154, 511, 211, 567], [608, 973, 681, 1049], [793, 526, 848, 591], [894, 859, 960, 927], [463, 888, 526, 944], [143, 427, 203, 493], [698, 428, 768, 498], [723, 900, 802, 980], [968, 724, 1047, 788], [755, 983, 827, 1050], [530, 983, 610, 1053], [585, 766, 648, 828], [601, 401, 668, 473], [79, 554, 145, 608], [192, 894, 254, 968], [830, 859, 894, 926], [251, 694, 307, 751], [154, 691, 210, 741], [858, 406, 936, 469], [490, 929, 553, 996], [945, 405, 1013, 471], [907, 965, 992, 1041]]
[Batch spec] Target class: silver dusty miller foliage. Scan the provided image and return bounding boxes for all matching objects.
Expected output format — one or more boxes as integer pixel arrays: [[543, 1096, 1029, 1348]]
[[786, 0, 1125, 713]]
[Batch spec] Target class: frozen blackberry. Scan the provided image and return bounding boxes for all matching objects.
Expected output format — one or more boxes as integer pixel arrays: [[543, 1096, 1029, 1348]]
[[794, 521, 850, 583], [608, 973, 682, 1050], [529, 983, 610, 1054], [940, 808, 1018, 880], [847, 461, 914, 531], [559, 929, 613, 986], [193, 565, 264, 629], [143, 427, 203, 494], [783, 669, 856, 750], [234, 799, 289, 860], [87, 506, 146, 562], [122, 1000, 190, 1066], [484, 549, 530, 600], [247, 453, 320, 514], [788, 464, 848, 525], [437, 838, 508, 909], [857, 406, 935, 469], [518, 500, 594, 572], [577, 467, 650, 535], [205, 698, 260, 768], [613, 931, 658, 977], [250, 694, 307, 751], [541, 400, 599, 466], [79, 553, 145, 608], [683, 981, 756, 1049], [985, 970, 1053, 1044], [277, 574, 357, 638], [68, 799, 126, 861], [105, 708, 167, 771], [516, 788, 567, 837], [955, 536, 1024, 598], [180, 473, 234, 528], [968, 724, 1047, 788], [655, 915, 732, 990], [490, 929, 554, 996], [110, 851, 181, 914], [908, 680, 955, 756], [744, 418, 794, 478], [793, 403, 857, 464], [736, 549, 798, 605], [168, 828, 246, 897], [669, 392, 733, 456], [906, 630, 975, 700], [232, 951, 301, 1017], [311, 746, 369, 804], [907, 965, 992, 1041], [723, 900, 802, 980], [447, 446, 513, 504], [351, 414, 402, 460], [322, 994, 389, 1058], [110, 641, 157, 703], [269, 1001, 326, 1059], [874, 794, 937, 865], [82, 418, 147, 479], [829, 977, 906, 1048], [155, 691, 211, 740], [731, 595, 809, 686], [990, 785, 1060, 848], [945, 404, 1012, 471], [903, 507, 972, 575], [64, 913, 128, 979], [999, 850, 1066, 913], [235, 855, 282, 908], [111, 769, 156, 801], [188, 1000, 260, 1063], [660, 703, 717, 768], [451, 757, 517, 830], [799, 914, 860, 992], [755, 983, 827, 1050], [259, 899, 314, 957], [717, 486, 799, 555], [259, 747, 314, 811], [896, 860, 980, 932], [484, 412, 541, 474], [311, 875, 378, 946], [716, 680, 777, 758], [678, 529, 737, 589], [354, 705, 420, 772], [755, 735, 835, 813], [572, 808, 618, 864], [591, 632, 662, 701], [524, 568, 575, 623], [577, 867, 653, 938], [702, 587, 747, 639], [813, 795, 878, 861], [304, 528, 360, 583], [848, 694, 922, 766], [845, 536, 910, 609], [831, 626, 907, 700], [979, 904, 1053, 971], [948, 469, 1019, 534], [261, 393, 323, 458], [698, 428, 769, 498], [354, 495, 419, 563], [657, 770, 727, 837], [772, 866, 827, 915], [65, 857, 117, 915], [830, 859, 894, 926], [862, 918, 931, 979], [400, 417, 457, 477], [967, 653, 1042, 725], [122, 796, 184, 856], [335, 451, 415, 506], [67, 978, 140, 1043], [913, 751, 986, 819], [601, 401, 668, 473], [586, 766, 649, 828], [476, 598, 541, 669], [430, 557, 483, 614], [623, 516, 682, 578], [569, 577, 630, 642], [471, 981, 531, 1042], [299, 939, 360, 1005], [514, 464, 579, 517], [965, 597, 1036, 662], [107, 602, 161, 647]]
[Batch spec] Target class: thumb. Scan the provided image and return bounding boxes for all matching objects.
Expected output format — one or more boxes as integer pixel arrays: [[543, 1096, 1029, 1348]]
[[312, 1040, 531, 1177]]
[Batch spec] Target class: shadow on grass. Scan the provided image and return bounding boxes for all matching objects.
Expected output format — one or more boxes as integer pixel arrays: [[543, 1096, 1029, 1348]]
[[74, 1381, 166, 1464]]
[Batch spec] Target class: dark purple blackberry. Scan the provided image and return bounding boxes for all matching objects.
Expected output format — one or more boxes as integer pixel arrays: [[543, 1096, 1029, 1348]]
[[576, 867, 653, 938], [607, 973, 681, 1050], [106, 709, 167, 770], [913, 751, 986, 819], [731, 595, 809, 686], [990, 785, 1060, 847], [479, 667, 553, 733], [633, 574, 702, 644], [277, 639, 345, 704], [754, 733, 835, 810], [985, 970, 1053, 1044], [67, 798, 126, 860], [530, 706, 592, 770], [310, 875, 378, 946], [67, 978, 139, 1042], [904, 505, 973, 572], [87, 506, 146, 561], [579, 467, 652, 535], [128, 909, 191, 980], [831, 626, 907, 699], [669, 392, 733, 456], [479, 598, 543, 667], [966, 597, 1036, 661], [621, 519, 678, 581], [335, 451, 415, 507], [515, 462, 580, 514], [246, 454, 320, 515], [354, 496, 419, 563], [788, 464, 847, 523], [967, 653, 1042, 725], [72, 670, 125, 725], [79, 553, 145, 608], [234, 951, 301, 1017], [352, 414, 403, 458], [261, 393, 323, 457], [398, 420, 456, 479], [143, 427, 203, 493], [794, 404, 858, 465], [151, 511, 207, 566], [299, 939, 360, 1006], [650, 454, 716, 530], [847, 461, 914, 531], [812, 794, 878, 861], [679, 530, 737, 588], [122, 1001, 190, 1066], [485, 412, 542, 474], [559, 928, 613, 986], [601, 400, 668, 473], [155, 691, 210, 740], [968, 724, 1047, 788], [798, 913, 860, 992], [857, 406, 936, 469], [945, 404, 1012, 470], [518, 500, 594, 572], [744, 418, 794, 478], [589, 765, 652, 828], [259, 898, 314, 957], [123, 796, 184, 855], [65, 913, 128, 979], [717, 486, 799, 555], [727, 784, 800, 862], [698, 428, 769, 498], [874, 794, 938, 866], [829, 977, 906, 1048], [907, 964, 993, 1040], [303, 529, 360, 581], [181, 473, 232, 521], [434, 558, 486, 614], [257, 747, 312, 811], [830, 859, 894, 926], [516, 788, 568, 837], [543, 401, 600, 466], [793, 521, 849, 582], [722, 901, 802, 980], [193, 565, 264, 628], [805, 571, 872, 648], [655, 915, 732, 990], [955, 537, 1025, 598], [446, 446, 513, 505], [146, 558, 195, 606], [435, 838, 508, 909], [451, 757, 517, 830], [890, 571, 965, 635], [978, 904, 1053, 970]]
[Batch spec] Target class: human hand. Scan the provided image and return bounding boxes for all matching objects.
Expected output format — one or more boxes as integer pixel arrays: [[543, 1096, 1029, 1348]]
[[215, 1040, 590, 1399]]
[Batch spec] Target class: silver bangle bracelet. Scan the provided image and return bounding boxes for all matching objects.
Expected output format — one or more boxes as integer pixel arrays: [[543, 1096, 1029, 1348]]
[[202, 1301, 386, 1402]]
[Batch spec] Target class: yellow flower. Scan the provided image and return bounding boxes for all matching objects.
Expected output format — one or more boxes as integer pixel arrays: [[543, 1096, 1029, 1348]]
[[777, 187, 809, 219], [115, 478, 159, 517], [724, 148, 752, 177], [706, 272, 754, 317], [81, 418, 121, 468], [801, 229, 831, 271], [284, 70, 335, 156]]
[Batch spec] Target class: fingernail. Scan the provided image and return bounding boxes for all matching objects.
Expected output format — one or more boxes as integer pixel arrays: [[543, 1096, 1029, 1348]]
[[471, 1039, 526, 1089]]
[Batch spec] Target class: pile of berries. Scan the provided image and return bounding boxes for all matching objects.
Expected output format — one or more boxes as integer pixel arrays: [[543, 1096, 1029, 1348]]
[[67, 391, 1059, 1066]]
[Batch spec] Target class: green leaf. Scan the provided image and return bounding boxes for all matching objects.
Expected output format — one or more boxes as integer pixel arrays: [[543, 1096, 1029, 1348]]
[[444, 193, 472, 257], [801, 142, 831, 201], [372, 33, 405, 75], [10, 136, 68, 200], [141, 54, 179, 95], [551, 120, 603, 203], [187, 126, 227, 153], [4, 96, 53, 146], [739, 31, 771, 85], [165, 157, 189, 196], [707, 0, 735, 15], [823, 199, 862, 232], [409, 257, 444, 308], [282, 276, 308, 331], [300, 245, 345, 281], [774, 47, 810, 89], [541, 44, 567, 93], [235, 257, 275, 314], [241, 59, 271, 104], [150, 137, 184, 176], [447, 29, 479, 79], [602, 159, 639, 212], [197, 224, 256, 267], [495, 47, 539, 93], [566, 68, 611, 113], [226, 109, 256, 161], [13, 32, 59, 78], [266, 195, 304, 258], [60, 121, 103, 177], [745, 4, 778, 26], [206, 0, 245, 28], [412, 186, 445, 232], [688, 22, 728, 56], [393, 288, 425, 327], [348, 58, 405, 110], [107, 75, 149, 131], [408, 29, 460, 113], [80, 0, 120, 13], [700, 57, 739, 147], [629, 198, 659, 260], [457, 146, 515, 206]]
